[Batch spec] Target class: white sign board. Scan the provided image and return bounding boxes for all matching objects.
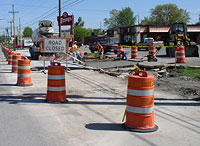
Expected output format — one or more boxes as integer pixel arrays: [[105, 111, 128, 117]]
[[44, 38, 66, 53], [24, 39, 34, 47]]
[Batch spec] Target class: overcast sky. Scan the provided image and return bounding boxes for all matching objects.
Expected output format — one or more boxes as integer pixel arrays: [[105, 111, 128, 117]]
[[0, 0, 199, 34]]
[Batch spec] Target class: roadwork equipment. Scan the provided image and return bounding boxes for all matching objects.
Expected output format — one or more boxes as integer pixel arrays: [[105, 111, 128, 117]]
[[17, 57, 32, 86], [123, 70, 158, 132], [131, 46, 138, 59], [8, 51, 15, 65], [176, 46, 186, 63], [46, 62, 66, 102], [12, 53, 21, 73]]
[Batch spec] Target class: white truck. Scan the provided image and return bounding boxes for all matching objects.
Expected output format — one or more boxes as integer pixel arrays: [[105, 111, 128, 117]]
[[29, 20, 55, 59], [136, 38, 164, 50]]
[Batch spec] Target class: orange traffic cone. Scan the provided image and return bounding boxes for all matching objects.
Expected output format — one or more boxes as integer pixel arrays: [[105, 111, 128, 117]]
[[176, 46, 186, 63], [16, 57, 32, 86], [12, 53, 21, 73], [46, 62, 66, 102], [123, 70, 158, 132], [131, 46, 138, 59]]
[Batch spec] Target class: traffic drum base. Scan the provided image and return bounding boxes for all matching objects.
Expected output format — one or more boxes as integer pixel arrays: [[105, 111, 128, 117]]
[[121, 123, 158, 133]]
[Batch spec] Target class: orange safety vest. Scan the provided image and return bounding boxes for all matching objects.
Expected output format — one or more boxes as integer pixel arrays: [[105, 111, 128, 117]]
[[70, 44, 78, 53], [97, 44, 104, 53]]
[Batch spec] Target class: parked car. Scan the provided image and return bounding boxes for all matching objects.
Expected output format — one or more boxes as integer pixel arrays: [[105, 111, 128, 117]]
[[136, 38, 164, 50], [89, 38, 118, 54]]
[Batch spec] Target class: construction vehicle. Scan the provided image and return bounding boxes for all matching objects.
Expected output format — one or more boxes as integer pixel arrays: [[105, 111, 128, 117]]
[[169, 23, 190, 46], [29, 20, 55, 60], [166, 22, 199, 57]]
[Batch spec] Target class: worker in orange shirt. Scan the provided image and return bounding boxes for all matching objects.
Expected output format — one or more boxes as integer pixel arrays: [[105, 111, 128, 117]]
[[96, 41, 104, 59], [70, 41, 78, 63]]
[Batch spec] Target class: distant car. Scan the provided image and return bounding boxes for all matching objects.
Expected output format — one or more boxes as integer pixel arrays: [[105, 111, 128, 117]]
[[89, 38, 118, 54]]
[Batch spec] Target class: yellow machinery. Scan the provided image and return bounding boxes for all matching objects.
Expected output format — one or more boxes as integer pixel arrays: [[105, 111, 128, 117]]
[[169, 23, 190, 46]]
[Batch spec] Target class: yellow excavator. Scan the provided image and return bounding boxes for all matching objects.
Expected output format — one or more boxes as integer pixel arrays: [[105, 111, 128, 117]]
[[167, 22, 199, 57]]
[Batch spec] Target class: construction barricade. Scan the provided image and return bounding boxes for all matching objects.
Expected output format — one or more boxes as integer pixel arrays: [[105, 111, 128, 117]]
[[8, 51, 15, 65], [176, 46, 186, 63], [12, 53, 21, 73], [123, 70, 158, 132], [117, 45, 123, 58], [46, 62, 66, 102], [131, 46, 138, 59], [16, 57, 32, 86], [148, 45, 157, 62]]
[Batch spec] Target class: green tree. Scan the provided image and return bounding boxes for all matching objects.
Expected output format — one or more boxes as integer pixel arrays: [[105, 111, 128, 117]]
[[75, 17, 84, 27], [141, 4, 190, 25], [23, 27, 33, 37], [74, 17, 91, 42], [91, 29, 101, 36], [104, 7, 136, 28], [74, 26, 91, 42], [196, 22, 200, 25]]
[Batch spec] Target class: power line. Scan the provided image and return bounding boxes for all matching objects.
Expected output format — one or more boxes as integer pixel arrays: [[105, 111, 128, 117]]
[[22, 0, 84, 29], [22, 0, 74, 27]]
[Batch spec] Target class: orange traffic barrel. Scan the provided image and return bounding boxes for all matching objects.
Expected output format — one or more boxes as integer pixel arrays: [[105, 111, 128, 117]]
[[117, 45, 123, 57], [123, 70, 158, 132], [131, 46, 138, 59], [176, 46, 186, 63], [12, 53, 21, 73], [8, 51, 15, 65], [17, 57, 32, 86], [46, 62, 66, 102], [149, 45, 157, 59]]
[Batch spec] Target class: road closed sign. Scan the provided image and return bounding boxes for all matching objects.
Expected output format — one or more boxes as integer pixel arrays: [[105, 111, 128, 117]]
[[43, 38, 66, 53]]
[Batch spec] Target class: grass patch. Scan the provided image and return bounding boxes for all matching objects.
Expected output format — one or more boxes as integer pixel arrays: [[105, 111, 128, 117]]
[[176, 67, 200, 78]]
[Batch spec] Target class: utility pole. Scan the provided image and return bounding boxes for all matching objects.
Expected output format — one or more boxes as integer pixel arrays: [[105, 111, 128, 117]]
[[9, 4, 19, 51], [138, 14, 140, 25], [9, 21, 12, 37], [19, 17, 22, 49], [59, 0, 61, 37]]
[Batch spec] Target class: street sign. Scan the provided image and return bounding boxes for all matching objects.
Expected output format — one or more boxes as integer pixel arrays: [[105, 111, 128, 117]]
[[43, 38, 66, 53]]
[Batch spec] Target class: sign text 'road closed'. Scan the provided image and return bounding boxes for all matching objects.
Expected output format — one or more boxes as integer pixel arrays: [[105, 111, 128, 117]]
[[44, 38, 66, 53]]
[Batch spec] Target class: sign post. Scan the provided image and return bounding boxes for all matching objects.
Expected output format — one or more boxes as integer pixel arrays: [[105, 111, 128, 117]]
[[57, 12, 74, 73]]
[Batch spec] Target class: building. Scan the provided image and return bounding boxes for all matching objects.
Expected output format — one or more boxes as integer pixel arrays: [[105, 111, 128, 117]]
[[107, 25, 200, 45]]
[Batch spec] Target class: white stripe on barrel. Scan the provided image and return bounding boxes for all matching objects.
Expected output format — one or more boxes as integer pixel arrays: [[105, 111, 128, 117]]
[[126, 105, 154, 114], [128, 89, 154, 96]]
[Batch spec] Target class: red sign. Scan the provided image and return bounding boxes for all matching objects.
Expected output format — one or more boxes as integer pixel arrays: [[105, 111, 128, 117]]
[[57, 12, 74, 26]]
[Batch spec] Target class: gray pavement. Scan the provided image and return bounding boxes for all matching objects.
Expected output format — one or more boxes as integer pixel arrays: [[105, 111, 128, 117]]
[[0, 46, 200, 146]]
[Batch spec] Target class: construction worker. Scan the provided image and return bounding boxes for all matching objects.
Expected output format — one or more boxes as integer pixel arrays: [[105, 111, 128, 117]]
[[96, 41, 104, 59], [71, 41, 78, 63]]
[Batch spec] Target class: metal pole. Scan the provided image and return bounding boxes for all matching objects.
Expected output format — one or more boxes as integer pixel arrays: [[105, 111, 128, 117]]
[[59, 0, 61, 37], [13, 4, 16, 51]]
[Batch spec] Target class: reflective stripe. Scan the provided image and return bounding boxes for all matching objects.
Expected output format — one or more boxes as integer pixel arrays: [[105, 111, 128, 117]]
[[177, 51, 184, 53], [131, 53, 138, 55], [131, 49, 137, 51], [176, 56, 185, 58], [12, 59, 17, 61], [48, 75, 65, 80], [128, 89, 154, 96], [8, 59, 12, 61], [8, 55, 12, 57], [18, 66, 30, 69], [18, 74, 31, 78], [126, 105, 154, 114], [12, 65, 18, 67], [48, 86, 65, 91]]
